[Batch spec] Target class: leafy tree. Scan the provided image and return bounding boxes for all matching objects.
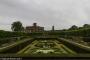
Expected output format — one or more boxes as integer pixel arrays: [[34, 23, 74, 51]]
[[83, 24, 90, 28], [69, 25, 78, 30], [11, 21, 24, 32]]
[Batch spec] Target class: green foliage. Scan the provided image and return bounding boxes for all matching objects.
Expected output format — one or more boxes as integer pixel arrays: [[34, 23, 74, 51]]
[[0, 30, 12, 38], [69, 25, 78, 30], [43, 28, 90, 38], [28, 32, 43, 37], [0, 30, 27, 38], [59, 28, 90, 38], [0, 30, 30, 46], [0, 38, 34, 53], [11, 21, 24, 32], [83, 24, 90, 28]]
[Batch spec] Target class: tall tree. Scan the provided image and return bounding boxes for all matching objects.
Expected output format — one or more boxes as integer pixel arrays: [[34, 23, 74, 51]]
[[11, 21, 24, 32], [69, 25, 78, 30], [83, 24, 90, 28]]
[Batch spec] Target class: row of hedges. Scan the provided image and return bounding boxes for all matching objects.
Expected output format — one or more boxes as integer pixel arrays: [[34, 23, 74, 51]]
[[1, 28, 90, 38], [62, 28, 90, 37], [0, 36, 31, 45], [47, 28, 90, 38], [58, 38, 90, 53], [0, 30, 28, 38], [0, 38, 34, 53], [0, 30, 31, 46], [27, 32, 43, 37]]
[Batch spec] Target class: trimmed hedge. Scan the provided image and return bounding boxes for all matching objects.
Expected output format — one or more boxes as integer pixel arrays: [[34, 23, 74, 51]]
[[0, 30, 28, 38], [58, 38, 90, 53], [0, 38, 34, 53]]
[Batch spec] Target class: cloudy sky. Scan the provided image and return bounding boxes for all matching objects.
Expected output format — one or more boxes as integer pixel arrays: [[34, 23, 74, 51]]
[[0, 0, 90, 31]]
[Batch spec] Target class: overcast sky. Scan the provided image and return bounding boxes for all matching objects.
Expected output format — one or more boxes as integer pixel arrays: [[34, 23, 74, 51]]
[[0, 0, 90, 31]]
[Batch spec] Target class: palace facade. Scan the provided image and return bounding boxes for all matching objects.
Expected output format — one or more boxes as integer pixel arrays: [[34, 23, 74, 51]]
[[25, 23, 44, 33]]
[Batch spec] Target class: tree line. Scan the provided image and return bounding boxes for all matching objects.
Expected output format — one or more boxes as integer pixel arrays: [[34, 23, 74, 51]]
[[47, 24, 90, 37], [62, 24, 90, 37], [11, 21, 90, 32], [0, 21, 90, 38]]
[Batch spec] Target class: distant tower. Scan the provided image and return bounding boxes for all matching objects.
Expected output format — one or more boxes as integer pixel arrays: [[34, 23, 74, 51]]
[[33, 23, 37, 27], [52, 26, 55, 31]]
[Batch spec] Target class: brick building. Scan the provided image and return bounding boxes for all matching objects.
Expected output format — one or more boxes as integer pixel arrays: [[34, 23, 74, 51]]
[[25, 23, 44, 33]]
